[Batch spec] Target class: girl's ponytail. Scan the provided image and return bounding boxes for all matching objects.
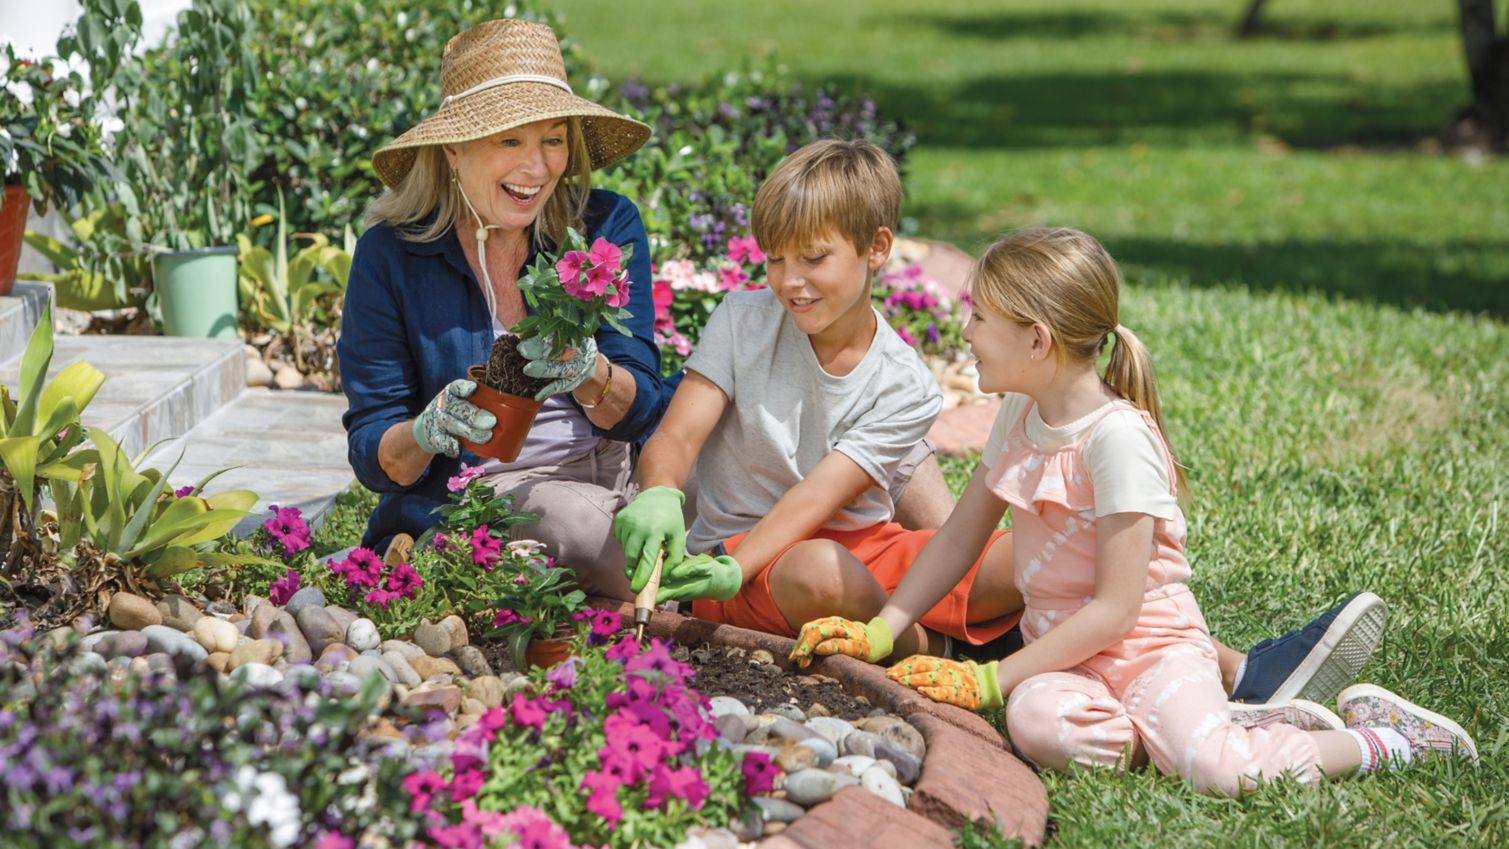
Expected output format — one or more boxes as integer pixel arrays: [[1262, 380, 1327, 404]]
[[1104, 323, 1187, 496]]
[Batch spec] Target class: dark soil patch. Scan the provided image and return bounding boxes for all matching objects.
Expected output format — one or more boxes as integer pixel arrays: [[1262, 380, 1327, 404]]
[[482, 335, 552, 398], [676, 642, 879, 722]]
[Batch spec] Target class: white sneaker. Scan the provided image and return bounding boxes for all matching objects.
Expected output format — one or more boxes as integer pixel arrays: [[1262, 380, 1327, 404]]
[[1336, 684, 1477, 762], [1228, 698, 1345, 732]]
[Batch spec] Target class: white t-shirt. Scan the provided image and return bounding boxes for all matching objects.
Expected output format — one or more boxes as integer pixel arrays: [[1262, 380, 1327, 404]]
[[683, 289, 943, 551], [981, 393, 1178, 520]]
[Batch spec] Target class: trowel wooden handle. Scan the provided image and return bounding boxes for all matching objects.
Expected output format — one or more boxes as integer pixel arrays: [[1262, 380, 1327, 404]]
[[633, 549, 667, 626]]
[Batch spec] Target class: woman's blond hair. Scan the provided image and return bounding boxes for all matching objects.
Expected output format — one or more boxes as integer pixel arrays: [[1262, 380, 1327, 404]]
[[971, 227, 1187, 494], [363, 117, 593, 250]]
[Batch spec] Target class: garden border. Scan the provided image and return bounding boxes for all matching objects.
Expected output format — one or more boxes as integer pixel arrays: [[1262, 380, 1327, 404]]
[[588, 597, 1048, 847]]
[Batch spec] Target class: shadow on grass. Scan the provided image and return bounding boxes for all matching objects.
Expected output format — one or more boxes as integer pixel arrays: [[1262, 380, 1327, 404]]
[[820, 70, 1461, 150], [1110, 235, 1509, 317], [895, 8, 1450, 44]]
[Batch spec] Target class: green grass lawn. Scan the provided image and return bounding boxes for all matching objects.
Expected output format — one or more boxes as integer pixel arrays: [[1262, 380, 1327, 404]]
[[532, 1, 1509, 845]]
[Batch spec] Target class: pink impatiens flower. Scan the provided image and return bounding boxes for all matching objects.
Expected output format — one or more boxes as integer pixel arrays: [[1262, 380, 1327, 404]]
[[555, 251, 587, 288], [588, 237, 622, 271]]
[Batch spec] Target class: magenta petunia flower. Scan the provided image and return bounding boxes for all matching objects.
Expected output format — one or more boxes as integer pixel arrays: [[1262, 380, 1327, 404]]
[[492, 608, 526, 627], [332, 547, 383, 588], [647, 763, 709, 810], [446, 464, 486, 493], [741, 751, 780, 796], [363, 587, 400, 608], [598, 719, 666, 782], [625, 638, 693, 681], [604, 633, 640, 664], [174, 485, 195, 498], [460, 799, 508, 839], [449, 768, 485, 802], [508, 693, 547, 730], [268, 569, 301, 606], [588, 237, 622, 271], [587, 609, 623, 644], [718, 265, 750, 291], [314, 832, 355, 849], [427, 823, 483, 849], [262, 505, 311, 556], [579, 769, 623, 830], [385, 562, 423, 598], [401, 768, 447, 813], [495, 805, 575, 849], [470, 525, 502, 568]]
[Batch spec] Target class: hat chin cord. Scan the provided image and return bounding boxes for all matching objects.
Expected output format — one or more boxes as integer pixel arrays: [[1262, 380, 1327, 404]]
[[454, 171, 504, 326]]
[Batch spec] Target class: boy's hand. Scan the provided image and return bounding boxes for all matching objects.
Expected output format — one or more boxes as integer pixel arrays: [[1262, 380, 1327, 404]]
[[886, 656, 1004, 711], [614, 487, 688, 591], [789, 616, 894, 667], [413, 379, 495, 457], [655, 553, 742, 603]]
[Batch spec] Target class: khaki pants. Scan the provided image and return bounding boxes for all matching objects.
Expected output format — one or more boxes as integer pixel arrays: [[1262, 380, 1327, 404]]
[[485, 438, 934, 603]]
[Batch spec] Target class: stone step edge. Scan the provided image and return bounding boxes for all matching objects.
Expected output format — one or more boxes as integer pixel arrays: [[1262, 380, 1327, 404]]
[[0, 281, 56, 364], [100, 341, 247, 462]]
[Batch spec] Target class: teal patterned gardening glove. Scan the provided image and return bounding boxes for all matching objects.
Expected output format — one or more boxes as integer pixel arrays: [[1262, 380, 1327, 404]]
[[520, 336, 599, 401], [412, 379, 495, 457]]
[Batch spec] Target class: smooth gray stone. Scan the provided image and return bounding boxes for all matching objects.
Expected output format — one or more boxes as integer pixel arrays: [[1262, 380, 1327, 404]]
[[449, 645, 492, 678], [87, 631, 148, 659], [283, 664, 323, 691], [793, 736, 837, 768], [349, 654, 397, 684], [708, 696, 750, 718], [783, 768, 857, 807], [860, 765, 905, 807], [381, 651, 422, 688], [766, 717, 818, 743], [295, 606, 343, 656], [752, 797, 805, 823], [839, 730, 885, 758], [315, 643, 356, 672], [231, 662, 283, 688], [266, 610, 312, 665], [804, 716, 856, 746], [872, 741, 921, 785], [412, 620, 453, 657], [381, 640, 425, 660], [283, 587, 327, 618], [766, 702, 806, 722], [141, 625, 208, 662], [64, 652, 108, 676], [324, 671, 363, 698], [156, 595, 203, 632], [346, 619, 379, 652], [715, 713, 749, 744]]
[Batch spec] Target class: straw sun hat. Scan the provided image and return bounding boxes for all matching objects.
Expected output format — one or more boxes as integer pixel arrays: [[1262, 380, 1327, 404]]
[[371, 18, 650, 189]]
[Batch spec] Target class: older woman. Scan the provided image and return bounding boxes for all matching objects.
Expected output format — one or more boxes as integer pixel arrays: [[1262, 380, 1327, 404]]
[[338, 19, 659, 598]]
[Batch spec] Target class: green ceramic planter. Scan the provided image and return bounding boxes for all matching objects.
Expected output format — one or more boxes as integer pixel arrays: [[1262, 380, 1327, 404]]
[[153, 246, 239, 339]]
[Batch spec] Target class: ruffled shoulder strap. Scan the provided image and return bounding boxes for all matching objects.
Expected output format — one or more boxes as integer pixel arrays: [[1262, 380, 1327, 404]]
[[985, 400, 1103, 514]]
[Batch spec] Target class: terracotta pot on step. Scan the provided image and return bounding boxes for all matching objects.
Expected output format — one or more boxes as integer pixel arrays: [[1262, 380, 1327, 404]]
[[458, 364, 544, 462], [0, 185, 30, 297]]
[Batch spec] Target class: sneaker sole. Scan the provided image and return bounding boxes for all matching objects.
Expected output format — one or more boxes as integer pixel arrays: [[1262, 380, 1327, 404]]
[[1228, 699, 1346, 732], [1337, 683, 1479, 761], [1270, 592, 1387, 704]]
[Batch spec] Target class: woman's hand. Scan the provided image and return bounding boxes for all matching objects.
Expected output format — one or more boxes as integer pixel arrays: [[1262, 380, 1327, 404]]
[[412, 379, 495, 457], [520, 336, 599, 401]]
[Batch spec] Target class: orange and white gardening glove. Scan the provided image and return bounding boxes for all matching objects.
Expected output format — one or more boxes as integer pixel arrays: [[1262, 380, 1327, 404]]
[[886, 656, 1004, 711], [788, 616, 894, 668]]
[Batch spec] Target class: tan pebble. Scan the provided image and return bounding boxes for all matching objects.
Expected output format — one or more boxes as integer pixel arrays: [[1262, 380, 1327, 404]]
[[205, 652, 231, 673], [228, 639, 283, 670], [193, 618, 239, 654], [410, 656, 462, 681], [762, 822, 786, 836], [108, 593, 162, 630], [749, 649, 775, 665], [461, 698, 485, 715]]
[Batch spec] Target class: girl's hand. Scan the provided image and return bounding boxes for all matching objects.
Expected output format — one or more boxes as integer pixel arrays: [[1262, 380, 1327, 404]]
[[789, 616, 895, 667], [887, 656, 1004, 711]]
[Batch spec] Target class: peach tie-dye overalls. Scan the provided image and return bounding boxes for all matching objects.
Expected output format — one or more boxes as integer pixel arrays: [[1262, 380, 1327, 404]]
[[988, 400, 1323, 796]]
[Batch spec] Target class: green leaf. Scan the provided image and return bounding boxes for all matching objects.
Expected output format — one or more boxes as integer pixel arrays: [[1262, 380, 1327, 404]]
[[38, 361, 104, 434], [0, 436, 42, 513], [11, 306, 55, 437]]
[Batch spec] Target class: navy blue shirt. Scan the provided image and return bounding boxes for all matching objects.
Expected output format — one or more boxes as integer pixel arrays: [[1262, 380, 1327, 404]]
[[338, 189, 670, 551]]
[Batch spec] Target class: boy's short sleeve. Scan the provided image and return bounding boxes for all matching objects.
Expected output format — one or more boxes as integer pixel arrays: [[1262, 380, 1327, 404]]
[[832, 357, 944, 488], [1085, 411, 1179, 519], [683, 298, 736, 397]]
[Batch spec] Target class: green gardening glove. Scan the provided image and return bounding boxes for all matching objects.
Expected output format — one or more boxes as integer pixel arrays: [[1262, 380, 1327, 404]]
[[412, 379, 496, 458], [789, 616, 895, 668], [655, 552, 743, 603], [614, 487, 687, 592], [886, 656, 1004, 711]]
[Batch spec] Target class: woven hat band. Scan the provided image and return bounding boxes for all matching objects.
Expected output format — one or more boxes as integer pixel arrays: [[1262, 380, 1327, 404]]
[[442, 73, 573, 107]]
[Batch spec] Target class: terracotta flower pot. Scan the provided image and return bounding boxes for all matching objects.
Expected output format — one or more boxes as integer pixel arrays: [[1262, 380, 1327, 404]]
[[523, 634, 576, 670], [0, 185, 30, 297], [458, 364, 543, 462]]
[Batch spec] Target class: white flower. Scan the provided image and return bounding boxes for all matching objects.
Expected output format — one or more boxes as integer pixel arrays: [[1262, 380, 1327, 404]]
[[56, 121, 72, 138], [396, 11, 408, 26], [6, 80, 33, 109]]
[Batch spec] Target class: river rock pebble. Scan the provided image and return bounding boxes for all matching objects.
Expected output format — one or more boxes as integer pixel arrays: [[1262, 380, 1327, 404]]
[[462, 675, 505, 709], [142, 625, 208, 662], [382, 640, 425, 660], [108, 593, 162, 630], [264, 610, 312, 664], [403, 685, 462, 715], [88, 631, 148, 659], [709, 696, 750, 718], [413, 620, 453, 657], [231, 662, 283, 688], [831, 754, 878, 778], [439, 615, 469, 648], [449, 645, 492, 678], [715, 714, 749, 744], [784, 768, 857, 806], [752, 797, 805, 823], [282, 587, 326, 618], [295, 606, 343, 656], [793, 736, 837, 768], [192, 618, 239, 654], [316, 643, 357, 672], [156, 595, 203, 632], [381, 651, 423, 687], [326, 606, 358, 634], [856, 715, 927, 761], [229, 639, 283, 670], [775, 742, 818, 772], [804, 716, 855, 746], [410, 655, 461, 681], [766, 702, 806, 722], [860, 764, 905, 807], [346, 618, 379, 651], [350, 655, 397, 685]]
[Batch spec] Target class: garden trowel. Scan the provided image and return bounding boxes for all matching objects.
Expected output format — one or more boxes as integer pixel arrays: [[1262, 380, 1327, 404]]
[[633, 549, 667, 642]]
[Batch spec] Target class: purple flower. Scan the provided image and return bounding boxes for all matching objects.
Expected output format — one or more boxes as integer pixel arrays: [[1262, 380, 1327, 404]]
[[742, 751, 780, 795], [471, 526, 502, 568], [385, 562, 423, 598], [174, 485, 194, 497], [546, 658, 578, 691], [262, 505, 311, 556], [268, 569, 301, 606]]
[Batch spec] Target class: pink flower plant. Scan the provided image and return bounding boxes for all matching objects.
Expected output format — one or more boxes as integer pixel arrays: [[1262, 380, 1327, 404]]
[[267, 569, 301, 606], [470, 525, 502, 568], [741, 751, 780, 796], [492, 609, 527, 627], [508, 692, 548, 731], [314, 832, 355, 849], [493, 806, 577, 849], [446, 464, 486, 494], [725, 235, 766, 265], [261, 504, 311, 556], [329, 547, 422, 611], [173, 484, 195, 498], [402, 768, 446, 813]]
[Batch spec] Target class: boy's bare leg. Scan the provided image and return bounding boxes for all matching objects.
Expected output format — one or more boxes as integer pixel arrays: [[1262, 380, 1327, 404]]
[[963, 532, 1023, 622], [1213, 639, 1245, 696], [768, 540, 932, 658], [893, 453, 954, 531]]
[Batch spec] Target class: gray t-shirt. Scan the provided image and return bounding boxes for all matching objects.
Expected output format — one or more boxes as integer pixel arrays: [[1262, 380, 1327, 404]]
[[683, 288, 943, 552]]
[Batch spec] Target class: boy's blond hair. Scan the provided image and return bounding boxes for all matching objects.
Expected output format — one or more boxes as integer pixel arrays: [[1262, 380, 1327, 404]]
[[751, 139, 902, 258]]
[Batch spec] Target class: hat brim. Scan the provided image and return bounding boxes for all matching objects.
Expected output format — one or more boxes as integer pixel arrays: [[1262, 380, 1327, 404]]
[[371, 80, 651, 189]]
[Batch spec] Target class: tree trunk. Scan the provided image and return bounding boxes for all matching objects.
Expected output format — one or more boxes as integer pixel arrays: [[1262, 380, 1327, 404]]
[[1458, 0, 1509, 146], [1236, 0, 1270, 38]]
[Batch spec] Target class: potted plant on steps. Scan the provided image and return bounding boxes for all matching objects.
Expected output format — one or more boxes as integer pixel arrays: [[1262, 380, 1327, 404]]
[[461, 228, 636, 461], [1, 40, 112, 296]]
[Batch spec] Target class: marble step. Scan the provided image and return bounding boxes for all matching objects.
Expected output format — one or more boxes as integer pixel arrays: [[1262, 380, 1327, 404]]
[[141, 389, 353, 529]]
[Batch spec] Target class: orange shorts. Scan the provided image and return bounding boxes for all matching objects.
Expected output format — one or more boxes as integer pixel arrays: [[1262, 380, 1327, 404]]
[[690, 522, 1021, 644]]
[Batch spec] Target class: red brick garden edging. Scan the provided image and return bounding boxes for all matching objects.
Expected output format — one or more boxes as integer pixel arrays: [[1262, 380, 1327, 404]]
[[588, 598, 1049, 847]]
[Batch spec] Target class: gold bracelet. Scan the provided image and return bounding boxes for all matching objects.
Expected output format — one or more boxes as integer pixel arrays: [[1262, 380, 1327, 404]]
[[576, 362, 613, 409]]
